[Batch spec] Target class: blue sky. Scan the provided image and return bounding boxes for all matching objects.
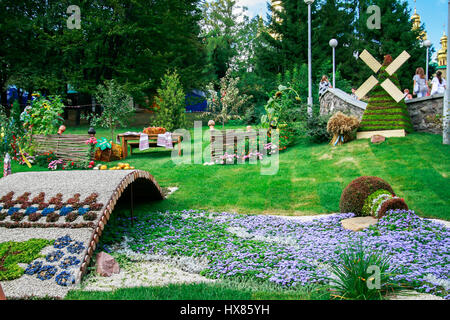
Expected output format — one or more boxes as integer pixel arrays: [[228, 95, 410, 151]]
[[237, 0, 448, 62]]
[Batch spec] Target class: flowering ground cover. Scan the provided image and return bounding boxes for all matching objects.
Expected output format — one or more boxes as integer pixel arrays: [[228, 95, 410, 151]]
[[97, 209, 450, 299]]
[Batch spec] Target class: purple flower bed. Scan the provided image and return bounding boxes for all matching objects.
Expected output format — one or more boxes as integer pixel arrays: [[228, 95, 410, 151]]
[[100, 209, 450, 299]]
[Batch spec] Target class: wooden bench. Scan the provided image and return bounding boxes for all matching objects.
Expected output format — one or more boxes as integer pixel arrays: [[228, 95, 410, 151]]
[[32, 134, 92, 162]]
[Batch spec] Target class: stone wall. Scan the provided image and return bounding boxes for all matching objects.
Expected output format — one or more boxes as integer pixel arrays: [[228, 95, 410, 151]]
[[320, 88, 444, 135], [319, 88, 367, 120], [406, 94, 444, 135]]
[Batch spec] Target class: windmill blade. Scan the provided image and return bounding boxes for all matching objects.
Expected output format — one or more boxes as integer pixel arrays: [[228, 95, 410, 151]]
[[355, 75, 379, 100], [381, 79, 405, 103], [385, 51, 411, 76], [359, 50, 382, 73]]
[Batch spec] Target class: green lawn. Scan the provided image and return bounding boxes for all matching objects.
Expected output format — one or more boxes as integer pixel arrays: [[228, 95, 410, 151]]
[[66, 279, 330, 300], [7, 125, 450, 220]]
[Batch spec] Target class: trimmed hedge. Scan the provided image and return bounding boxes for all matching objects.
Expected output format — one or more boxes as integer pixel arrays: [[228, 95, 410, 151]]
[[339, 176, 396, 216], [361, 189, 393, 217], [358, 66, 413, 133]]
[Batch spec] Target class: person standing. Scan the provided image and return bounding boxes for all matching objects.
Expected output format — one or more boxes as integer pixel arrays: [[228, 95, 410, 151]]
[[430, 71, 447, 95], [319, 75, 332, 97], [403, 89, 413, 100], [350, 88, 360, 100], [413, 67, 429, 98]]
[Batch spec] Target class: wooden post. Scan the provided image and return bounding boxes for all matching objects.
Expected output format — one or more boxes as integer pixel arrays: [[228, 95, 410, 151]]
[[120, 135, 128, 159], [0, 283, 6, 300], [130, 183, 134, 226]]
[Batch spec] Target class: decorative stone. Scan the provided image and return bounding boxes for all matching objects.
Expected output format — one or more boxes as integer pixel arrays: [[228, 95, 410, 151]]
[[341, 216, 378, 232], [371, 135, 386, 144], [0, 283, 6, 300], [96, 251, 120, 277]]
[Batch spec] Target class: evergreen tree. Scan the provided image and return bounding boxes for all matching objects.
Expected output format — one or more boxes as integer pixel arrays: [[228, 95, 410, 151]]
[[200, 0, 250, 82], [254, 0, 356, 98], [153, 70, 186, 132]]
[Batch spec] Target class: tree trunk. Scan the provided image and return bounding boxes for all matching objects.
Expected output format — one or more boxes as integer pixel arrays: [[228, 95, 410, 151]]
[[0, 87, 7, 108]]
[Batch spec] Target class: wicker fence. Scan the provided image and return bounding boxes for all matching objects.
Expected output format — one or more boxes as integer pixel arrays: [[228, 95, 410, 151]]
[[32, 134, 92, 162]]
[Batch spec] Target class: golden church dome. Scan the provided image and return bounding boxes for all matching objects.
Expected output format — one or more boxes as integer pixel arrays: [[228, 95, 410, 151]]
[[438, 32, 448, 67]]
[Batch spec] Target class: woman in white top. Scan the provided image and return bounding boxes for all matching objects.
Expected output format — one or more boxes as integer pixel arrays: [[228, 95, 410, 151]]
[[319, 75, 332, 97], [413, 67, 429, 98], [430, 71, 446, 96]]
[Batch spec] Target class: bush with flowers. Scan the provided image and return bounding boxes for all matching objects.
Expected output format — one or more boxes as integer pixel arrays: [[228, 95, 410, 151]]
[[27, 93, 65, 135], [34, 151, 58, 167]]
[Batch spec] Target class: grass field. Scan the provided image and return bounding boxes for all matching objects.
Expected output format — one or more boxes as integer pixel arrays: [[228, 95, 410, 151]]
[[8, 125, 450, 220], [66, 279, 330, 300]]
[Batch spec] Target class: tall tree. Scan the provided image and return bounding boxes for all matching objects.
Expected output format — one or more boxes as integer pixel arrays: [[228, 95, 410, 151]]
[[200, 0, 249, 82], [0, 0, 207, 106], [254, 0, 425, 97]]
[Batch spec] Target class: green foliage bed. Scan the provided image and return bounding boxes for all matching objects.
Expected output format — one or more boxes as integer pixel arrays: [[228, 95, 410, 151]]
[[0, 239, 53, 281]]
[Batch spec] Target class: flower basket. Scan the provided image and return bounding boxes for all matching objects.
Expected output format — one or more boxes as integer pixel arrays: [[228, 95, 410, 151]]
[[94, 148, 112, 162], [94, 143, 123, 162]]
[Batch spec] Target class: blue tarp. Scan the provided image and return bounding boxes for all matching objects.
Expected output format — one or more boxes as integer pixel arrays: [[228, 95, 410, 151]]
[[185, 91, 207, 113], [3, 86, 30, 105]]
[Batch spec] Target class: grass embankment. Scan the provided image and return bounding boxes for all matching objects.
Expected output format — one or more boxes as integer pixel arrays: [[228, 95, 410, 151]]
[[8, 125, 450, 220]]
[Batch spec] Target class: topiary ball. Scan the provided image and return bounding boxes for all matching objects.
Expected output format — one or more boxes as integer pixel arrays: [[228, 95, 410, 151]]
[[340, 176, 395, 216]]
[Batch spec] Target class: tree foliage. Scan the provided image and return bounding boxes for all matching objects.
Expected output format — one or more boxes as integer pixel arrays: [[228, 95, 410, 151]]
[[205, 69, 252, 127], [90, 80, 134, 142], [0, 0, 207, 105], [153, 70, 186, 132]]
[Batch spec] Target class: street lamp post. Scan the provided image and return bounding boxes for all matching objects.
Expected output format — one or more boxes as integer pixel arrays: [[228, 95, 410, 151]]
[[304, 0, 315, 116], [329, 39, 338, 89], [444, 0, 450, 145], [423, 40, 432, 81]]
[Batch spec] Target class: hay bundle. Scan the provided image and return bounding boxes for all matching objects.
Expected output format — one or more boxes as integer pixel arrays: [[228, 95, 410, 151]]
[[327, 112, 359, 146]]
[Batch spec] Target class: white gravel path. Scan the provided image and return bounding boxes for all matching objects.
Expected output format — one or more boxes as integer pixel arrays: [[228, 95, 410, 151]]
[[80, 260, 214, 292]]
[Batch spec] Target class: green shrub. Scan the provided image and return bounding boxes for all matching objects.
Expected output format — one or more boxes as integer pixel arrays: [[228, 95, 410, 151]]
[[305, 113, 331, 144], [340, 176, 395, 216], [28, 94, 65, 135], [328, 244, 401, 300]]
